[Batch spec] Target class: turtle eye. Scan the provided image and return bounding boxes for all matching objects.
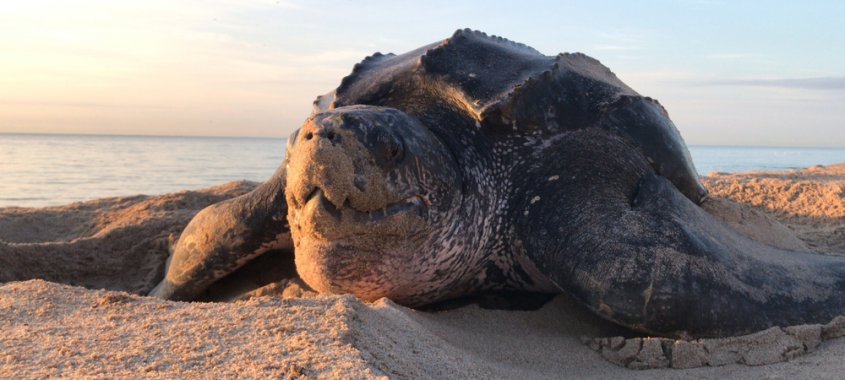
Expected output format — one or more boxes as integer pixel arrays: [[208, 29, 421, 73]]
[[386, 144, 403, 162], [383, 133, 404, 164], [361, 123, 405, 167]]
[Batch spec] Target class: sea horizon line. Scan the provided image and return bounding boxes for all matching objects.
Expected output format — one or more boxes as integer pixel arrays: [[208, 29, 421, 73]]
[[1, 131, 845, 150], [0, 131, 286, 140]]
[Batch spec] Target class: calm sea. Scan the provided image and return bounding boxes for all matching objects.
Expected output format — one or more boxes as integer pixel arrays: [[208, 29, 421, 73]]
[[1, 133, 844, 208]]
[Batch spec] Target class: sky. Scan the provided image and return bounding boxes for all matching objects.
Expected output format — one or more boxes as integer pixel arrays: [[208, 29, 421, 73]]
[[0, 1, 843, 146]]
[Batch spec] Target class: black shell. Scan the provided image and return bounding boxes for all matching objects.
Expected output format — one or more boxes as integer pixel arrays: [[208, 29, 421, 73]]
[[317, 29, 707, 203]]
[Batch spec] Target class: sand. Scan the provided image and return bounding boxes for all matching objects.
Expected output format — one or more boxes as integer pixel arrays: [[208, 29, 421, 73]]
[[2, 164, 844, 379], [702, 164, 845, 254], [0, 181, 257, 292]]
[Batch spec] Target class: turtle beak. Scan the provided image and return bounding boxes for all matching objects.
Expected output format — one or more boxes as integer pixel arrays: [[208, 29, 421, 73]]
[[286, 112, 407, 213]]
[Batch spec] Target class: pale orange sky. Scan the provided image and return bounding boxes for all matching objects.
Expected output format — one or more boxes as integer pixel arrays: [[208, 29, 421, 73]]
[[0, 1, 347, 138], [1, 1, 844, 146]]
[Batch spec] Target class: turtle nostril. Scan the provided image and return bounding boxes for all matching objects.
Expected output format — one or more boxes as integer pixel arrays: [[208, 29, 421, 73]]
[[305, 132, 314, 140], [353, 176, 366, 192]]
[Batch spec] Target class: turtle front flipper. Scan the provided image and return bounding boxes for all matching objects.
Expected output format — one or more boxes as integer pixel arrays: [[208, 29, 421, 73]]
[[150, 165, 289, 301]]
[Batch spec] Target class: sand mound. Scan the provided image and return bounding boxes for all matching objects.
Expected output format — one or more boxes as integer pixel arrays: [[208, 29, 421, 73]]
[[0, 280, 379, 379], [2, 165, 845, 378], [5, 280, 845, 379], [702, 164, 845, 254], [0, 181, 256, 293]]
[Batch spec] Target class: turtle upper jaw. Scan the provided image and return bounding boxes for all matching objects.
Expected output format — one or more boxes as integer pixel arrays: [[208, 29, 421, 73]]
[[292, 188, 428, 241], [303, 188, 428, 221]]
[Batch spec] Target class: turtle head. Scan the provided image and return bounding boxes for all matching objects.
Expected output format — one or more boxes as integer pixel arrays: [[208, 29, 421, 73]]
[[285, 105, 465, 305]]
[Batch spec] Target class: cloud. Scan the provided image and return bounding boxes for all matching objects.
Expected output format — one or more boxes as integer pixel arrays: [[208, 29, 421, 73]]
[[585, 31, 645, 58], [595, 31, 642, 44], [591, 44, 640, 52], [0, 99, 174, 109], [678, 0, 727, 6], [703, 53, 761, 60], [701, 77, 845, 91]]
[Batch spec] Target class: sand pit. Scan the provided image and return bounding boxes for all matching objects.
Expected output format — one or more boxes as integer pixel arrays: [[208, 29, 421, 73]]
[[2, 164, 844, 379]]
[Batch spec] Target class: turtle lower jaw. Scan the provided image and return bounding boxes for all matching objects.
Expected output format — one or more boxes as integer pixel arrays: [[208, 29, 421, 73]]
[[293, 237, 446, 306]]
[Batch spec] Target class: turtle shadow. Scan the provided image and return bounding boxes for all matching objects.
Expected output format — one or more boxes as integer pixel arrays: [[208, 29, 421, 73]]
[[196, 248, 308, 302]]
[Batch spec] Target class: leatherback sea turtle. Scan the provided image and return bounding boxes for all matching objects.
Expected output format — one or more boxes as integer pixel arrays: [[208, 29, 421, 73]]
[[151, 29, 845, 338]]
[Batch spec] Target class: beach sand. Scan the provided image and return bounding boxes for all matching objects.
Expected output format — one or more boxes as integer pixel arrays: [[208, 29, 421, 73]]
[[1, 164, 844, 379]]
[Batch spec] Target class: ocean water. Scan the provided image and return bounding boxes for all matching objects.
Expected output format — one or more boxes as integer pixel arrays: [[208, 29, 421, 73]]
[[688, 145, 845, 175], [0, 134, 285, 208], [1, 133, 844, 208]]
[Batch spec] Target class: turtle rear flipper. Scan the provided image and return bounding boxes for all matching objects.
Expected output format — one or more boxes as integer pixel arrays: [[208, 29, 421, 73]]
[[591, 173, 845, 337], [519, 131, 845, 338], [150, 166, 290, 301]]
